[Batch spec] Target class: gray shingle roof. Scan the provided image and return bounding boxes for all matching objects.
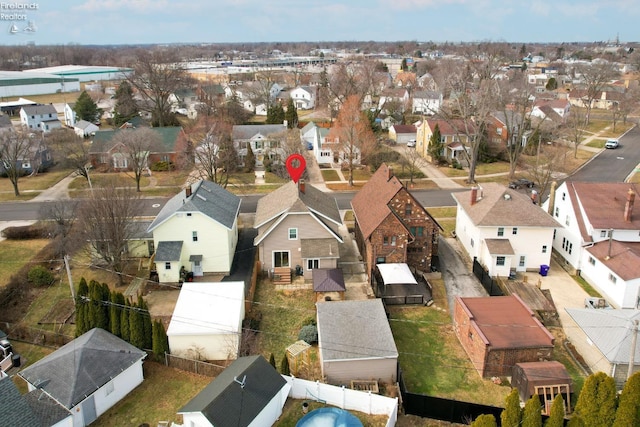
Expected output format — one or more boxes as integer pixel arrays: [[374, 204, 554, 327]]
[[485, 238, 515, 255], [21, 104, 57, 115], [316, 299, 398, 361], [18, 328, 146, 409], [301, 238, 340, 259], [0, 377, 41, 427], [74, 119, 95, 130], [154, 241, 183, 262], [232, 124, 286, 140], [178, 355, 286, 427], [565, 308, 640, 364], [24, 389, 72, 426], [148, 180, 241, 232]]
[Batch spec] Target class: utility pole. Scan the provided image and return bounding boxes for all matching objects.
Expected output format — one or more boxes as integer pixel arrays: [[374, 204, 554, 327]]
[[63, 254, 75, 300], [628, 319, 639, 380]]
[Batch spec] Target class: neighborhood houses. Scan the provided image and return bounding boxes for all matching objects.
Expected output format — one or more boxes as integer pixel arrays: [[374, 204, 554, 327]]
[[2, 39, 640, 427]]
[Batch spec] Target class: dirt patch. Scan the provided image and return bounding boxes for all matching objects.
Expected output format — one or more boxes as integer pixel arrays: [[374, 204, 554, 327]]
[[144, 289, 180, 318]]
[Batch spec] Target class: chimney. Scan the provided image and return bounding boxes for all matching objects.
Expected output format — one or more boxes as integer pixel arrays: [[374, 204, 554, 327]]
[[299, 179, 305, 194], [387, 166, 394, 181], [470, 187, 478, 206], [624, 188, 635, 222], [185, 185, 192, 197]]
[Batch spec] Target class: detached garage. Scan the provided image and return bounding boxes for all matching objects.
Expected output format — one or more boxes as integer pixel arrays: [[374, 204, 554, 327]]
[[167, 282, 245, 361]]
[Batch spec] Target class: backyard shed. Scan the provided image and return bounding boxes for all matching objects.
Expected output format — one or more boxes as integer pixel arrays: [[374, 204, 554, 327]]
[[512, 361, 573, 415], [167, 281, 245, 361], [313, 268, 346, 302]]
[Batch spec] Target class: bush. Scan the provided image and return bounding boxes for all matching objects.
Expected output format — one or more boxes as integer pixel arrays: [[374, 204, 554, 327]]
[[1, 224, 47, 240], [298, 324, 318, 344], [27, 265, 55, 287], [150, 161, 174, 172]]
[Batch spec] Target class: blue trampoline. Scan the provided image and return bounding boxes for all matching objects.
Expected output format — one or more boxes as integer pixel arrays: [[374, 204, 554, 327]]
[[296, 407, 363, 427]]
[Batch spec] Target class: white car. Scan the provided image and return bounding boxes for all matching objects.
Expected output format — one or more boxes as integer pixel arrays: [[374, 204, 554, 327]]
[[407, 139, 416, 147], [605, 139, 619, 149]]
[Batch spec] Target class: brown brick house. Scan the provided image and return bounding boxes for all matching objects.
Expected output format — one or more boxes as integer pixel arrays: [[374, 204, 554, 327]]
[[454, 295, 555, 378], [351, 163, 441, 278]]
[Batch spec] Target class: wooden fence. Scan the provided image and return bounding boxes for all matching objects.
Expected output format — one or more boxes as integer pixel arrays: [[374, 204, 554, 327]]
[[164, 352, 228, 377]]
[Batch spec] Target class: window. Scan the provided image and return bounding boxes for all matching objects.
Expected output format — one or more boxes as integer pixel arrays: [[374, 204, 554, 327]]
[[562, 192, 566, 201], [405, 204, 412, 216], [496, 256, 506, 266], [497, 227, 504, 237], [565, 215, 570, 226], [568, 242, 572, 255], [192, 231, 198, 242], [553, 229, 557, 240], [512, 227, 518, 235], [105, 380, 114, 396], [519, 256, 525, 267], [391, 236, 397, 246], [376, 257, 386, 264], [470, 238, 474, 247], [165, 262, 171, 270], [274, 251, 290, 267], [588, 256, 596, 266], [254, 141, 263, 149], [186, 212, 192, 217], [288, 228, 298, 240], [609, 273, 617, 284], [542, 245, 547, 253], [307, 259, 319, 270], [555, 207, 559, 217], [600, 230, 606, 238], [410, 226, 424, 237]]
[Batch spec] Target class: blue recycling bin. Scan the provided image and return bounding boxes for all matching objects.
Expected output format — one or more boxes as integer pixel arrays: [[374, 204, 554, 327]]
[[539, 264, 550, 276]]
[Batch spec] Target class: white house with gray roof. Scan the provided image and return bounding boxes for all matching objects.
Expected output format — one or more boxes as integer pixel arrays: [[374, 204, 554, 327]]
[[147, 180, 241, 283], [18, 328, 146, 427], [453, 183, 559, 278], [19, 104, 62, 133], [316, 299, 398, 385], [232, 123, 287, 168]]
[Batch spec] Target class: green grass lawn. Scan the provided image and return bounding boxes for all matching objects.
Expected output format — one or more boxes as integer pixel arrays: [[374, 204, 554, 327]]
[[436, 219, 456, 238], [321, 169, 341, 181], [0, 169, 70, 193], [427, 207, 457, 218], [0, 239, 50, 288], [586, 138, 606, 149]]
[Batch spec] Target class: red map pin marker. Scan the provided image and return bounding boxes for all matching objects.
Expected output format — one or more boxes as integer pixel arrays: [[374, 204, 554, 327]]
[[285, 153, 306, 183]]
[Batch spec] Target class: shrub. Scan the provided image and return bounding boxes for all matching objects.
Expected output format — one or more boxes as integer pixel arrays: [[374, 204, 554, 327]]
[[298, 324, 318, 344], [150, 161, 174, 172], [27, 265, 55, 287], [1, 224, 47, 240]]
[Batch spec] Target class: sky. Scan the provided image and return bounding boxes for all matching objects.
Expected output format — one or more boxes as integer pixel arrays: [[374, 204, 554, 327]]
[[0, 0, 636, 47]]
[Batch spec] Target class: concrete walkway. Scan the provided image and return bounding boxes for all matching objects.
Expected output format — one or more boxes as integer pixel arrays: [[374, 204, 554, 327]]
[[28, 172, 77, 202]]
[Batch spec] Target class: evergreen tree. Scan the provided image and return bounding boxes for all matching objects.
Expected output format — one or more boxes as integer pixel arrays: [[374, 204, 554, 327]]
[[544, 395, 566, 427], [428, 123, 444, 162], [139, 295, 153, 349], [129, 300, 145, 349], [269, 353, 277, 370], [285, 98, 298, 129], [572, 372, 617, 427], [244, 144, 255, 172], [471, 414, 497, 427], [74, 91, 101, 123], [266, 104, 285, 124], [280, 353, 290, 376], [613, 371, 640, 427], [522, 395, 542, 427], [120, 299, 130, 342], [545, 77, 558, 91], [77, 277, 89, 297], [109, 290, 121, 337], [75, 277, 90, 337], [87, 280, 100, 330], [501, 389, 522, 427], [152, 319, 169, 358], [112, 81, 139, 127]]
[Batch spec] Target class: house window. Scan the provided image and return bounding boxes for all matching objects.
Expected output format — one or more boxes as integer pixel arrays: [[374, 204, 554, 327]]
[[307, 259, 319, 270], [589, 256, 596, 266], [186, 213, 192, 217], [405, 204, 412, 216], [383, 236, 389, 245], [609, 273, 617, 284], [555, 207, 559, 217], [519, 256, 525, 267], [274, 251, 290, 267], [255, 141, 263, 149], [553, 229, 557, 240], [568, 242, 573, 255], [512, 227, 518, 235], [376, 257, 386, 264], [288, 228, 298, 240], [470, 238, 474, 247], [565, 216, 570, 226], [497, 227, 504, 237], [600, 230, 606, 238], [391, 236, 397, 246], [192, 231, 198, 242], [165, 262, 171, 270], [562, 192, 566, 201], [496, 256, 506, 266], [410, 226, 424, 237], [542, 245, 547, 253]]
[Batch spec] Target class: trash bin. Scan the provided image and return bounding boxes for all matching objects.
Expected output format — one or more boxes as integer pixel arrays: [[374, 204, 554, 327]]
[[539, 264, 550, 276], [12, 353, 20, 368]]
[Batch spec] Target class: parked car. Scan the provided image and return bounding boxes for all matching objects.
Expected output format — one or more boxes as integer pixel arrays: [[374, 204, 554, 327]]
[[508, 178, 535, 189], [407, 139, 416, 147], [605, 139, 619, 149]]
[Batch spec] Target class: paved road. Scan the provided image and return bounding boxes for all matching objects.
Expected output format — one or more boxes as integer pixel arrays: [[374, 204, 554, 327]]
[[570, 124, 640, 182], [0, 188, 465, 221]]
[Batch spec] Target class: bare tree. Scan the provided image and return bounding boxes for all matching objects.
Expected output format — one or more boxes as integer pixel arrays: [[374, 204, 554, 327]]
[[528, 144, 568, 201], [563, 108, 587, 158], [126, 50, 188, 127], [266, 128, 306, 180], [191, 118, 238, 187], [47, 128, 93, 187], [612, 86, 640, 131], [572, 61, 620, 125], [78, 180, 143, 286], [0, 127, 34, 196], [112, 128, 161, 192], [39, 200, 80, 257], [401, 145, 426, 184], [327, 95, 377, 186]]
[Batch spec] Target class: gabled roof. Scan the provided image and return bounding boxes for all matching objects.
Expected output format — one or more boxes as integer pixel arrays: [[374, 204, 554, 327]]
[[21, 104, 57, 115], [154, 240, 183, 262], [148, 180, 241, 232], [585, 240, 640, 281], [458, 295, 555, 350], [424, 118, 475, 136], [453, 182, 560, 228], [232, 124, 286, 140], [317, 299, 398, 361], [0, 377, 41, 427], [485, 238, 515, 255], [390, 124, 416, 134], [413, 90, 441, 99], [254, 181, 342, 244], [178, 355, 287, 427], [74, 119, 97, 130], [90, 126, 183, 154], [167, 282, 244, 336], [313, 268, 346, 292], [566, 308, 640, 364], [18, 328, 146, 409]]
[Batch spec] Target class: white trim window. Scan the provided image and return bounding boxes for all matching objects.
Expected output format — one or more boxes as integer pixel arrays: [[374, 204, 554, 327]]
[[288, 228, 298, 240]]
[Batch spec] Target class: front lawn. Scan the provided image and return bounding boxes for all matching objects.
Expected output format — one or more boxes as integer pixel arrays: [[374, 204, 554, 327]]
[[0, 239, 50, 288], [321, 169, 341, 181], [0, 169, 70, 193]]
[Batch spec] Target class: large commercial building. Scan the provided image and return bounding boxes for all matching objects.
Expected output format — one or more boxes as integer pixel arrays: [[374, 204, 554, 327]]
[[0, 71, 80, 97], [24, 65, 133, 82]]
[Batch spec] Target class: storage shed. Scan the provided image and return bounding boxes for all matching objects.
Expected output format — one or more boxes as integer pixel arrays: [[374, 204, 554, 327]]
[[512, 361, 573, 415]]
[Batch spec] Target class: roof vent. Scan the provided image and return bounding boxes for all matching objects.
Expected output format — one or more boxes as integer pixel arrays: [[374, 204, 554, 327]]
[[196, 194, 207, 201]]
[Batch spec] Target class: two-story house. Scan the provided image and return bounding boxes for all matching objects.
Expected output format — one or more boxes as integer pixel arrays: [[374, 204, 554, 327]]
[[378, 88, 410, 113], [19, 104, 62, 133], [453, 183, 559, 278], [300, 121, 331, 166], [351, 163, 441, 278], [254, 180, 343, 281], [411, 90, 443, 115], [416, 118, 475, 164], [290, 86, 316, 110], [545, 181, 640, 308], [147, 180, 241, 283], [530, 98, 570, 122], [232, 123, 287, 168], [486, 111, 528, 157]]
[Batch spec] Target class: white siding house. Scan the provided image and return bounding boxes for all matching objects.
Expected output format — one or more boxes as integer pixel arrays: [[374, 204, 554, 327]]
[[147, 180, 241, 283], [290, 86, 316, 110], [20, 104, 62, 133], [167, 282, 245, 361], [453, 183, 559, 277], [412, 90, 443, 115], [300, 121, 332, 165]]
